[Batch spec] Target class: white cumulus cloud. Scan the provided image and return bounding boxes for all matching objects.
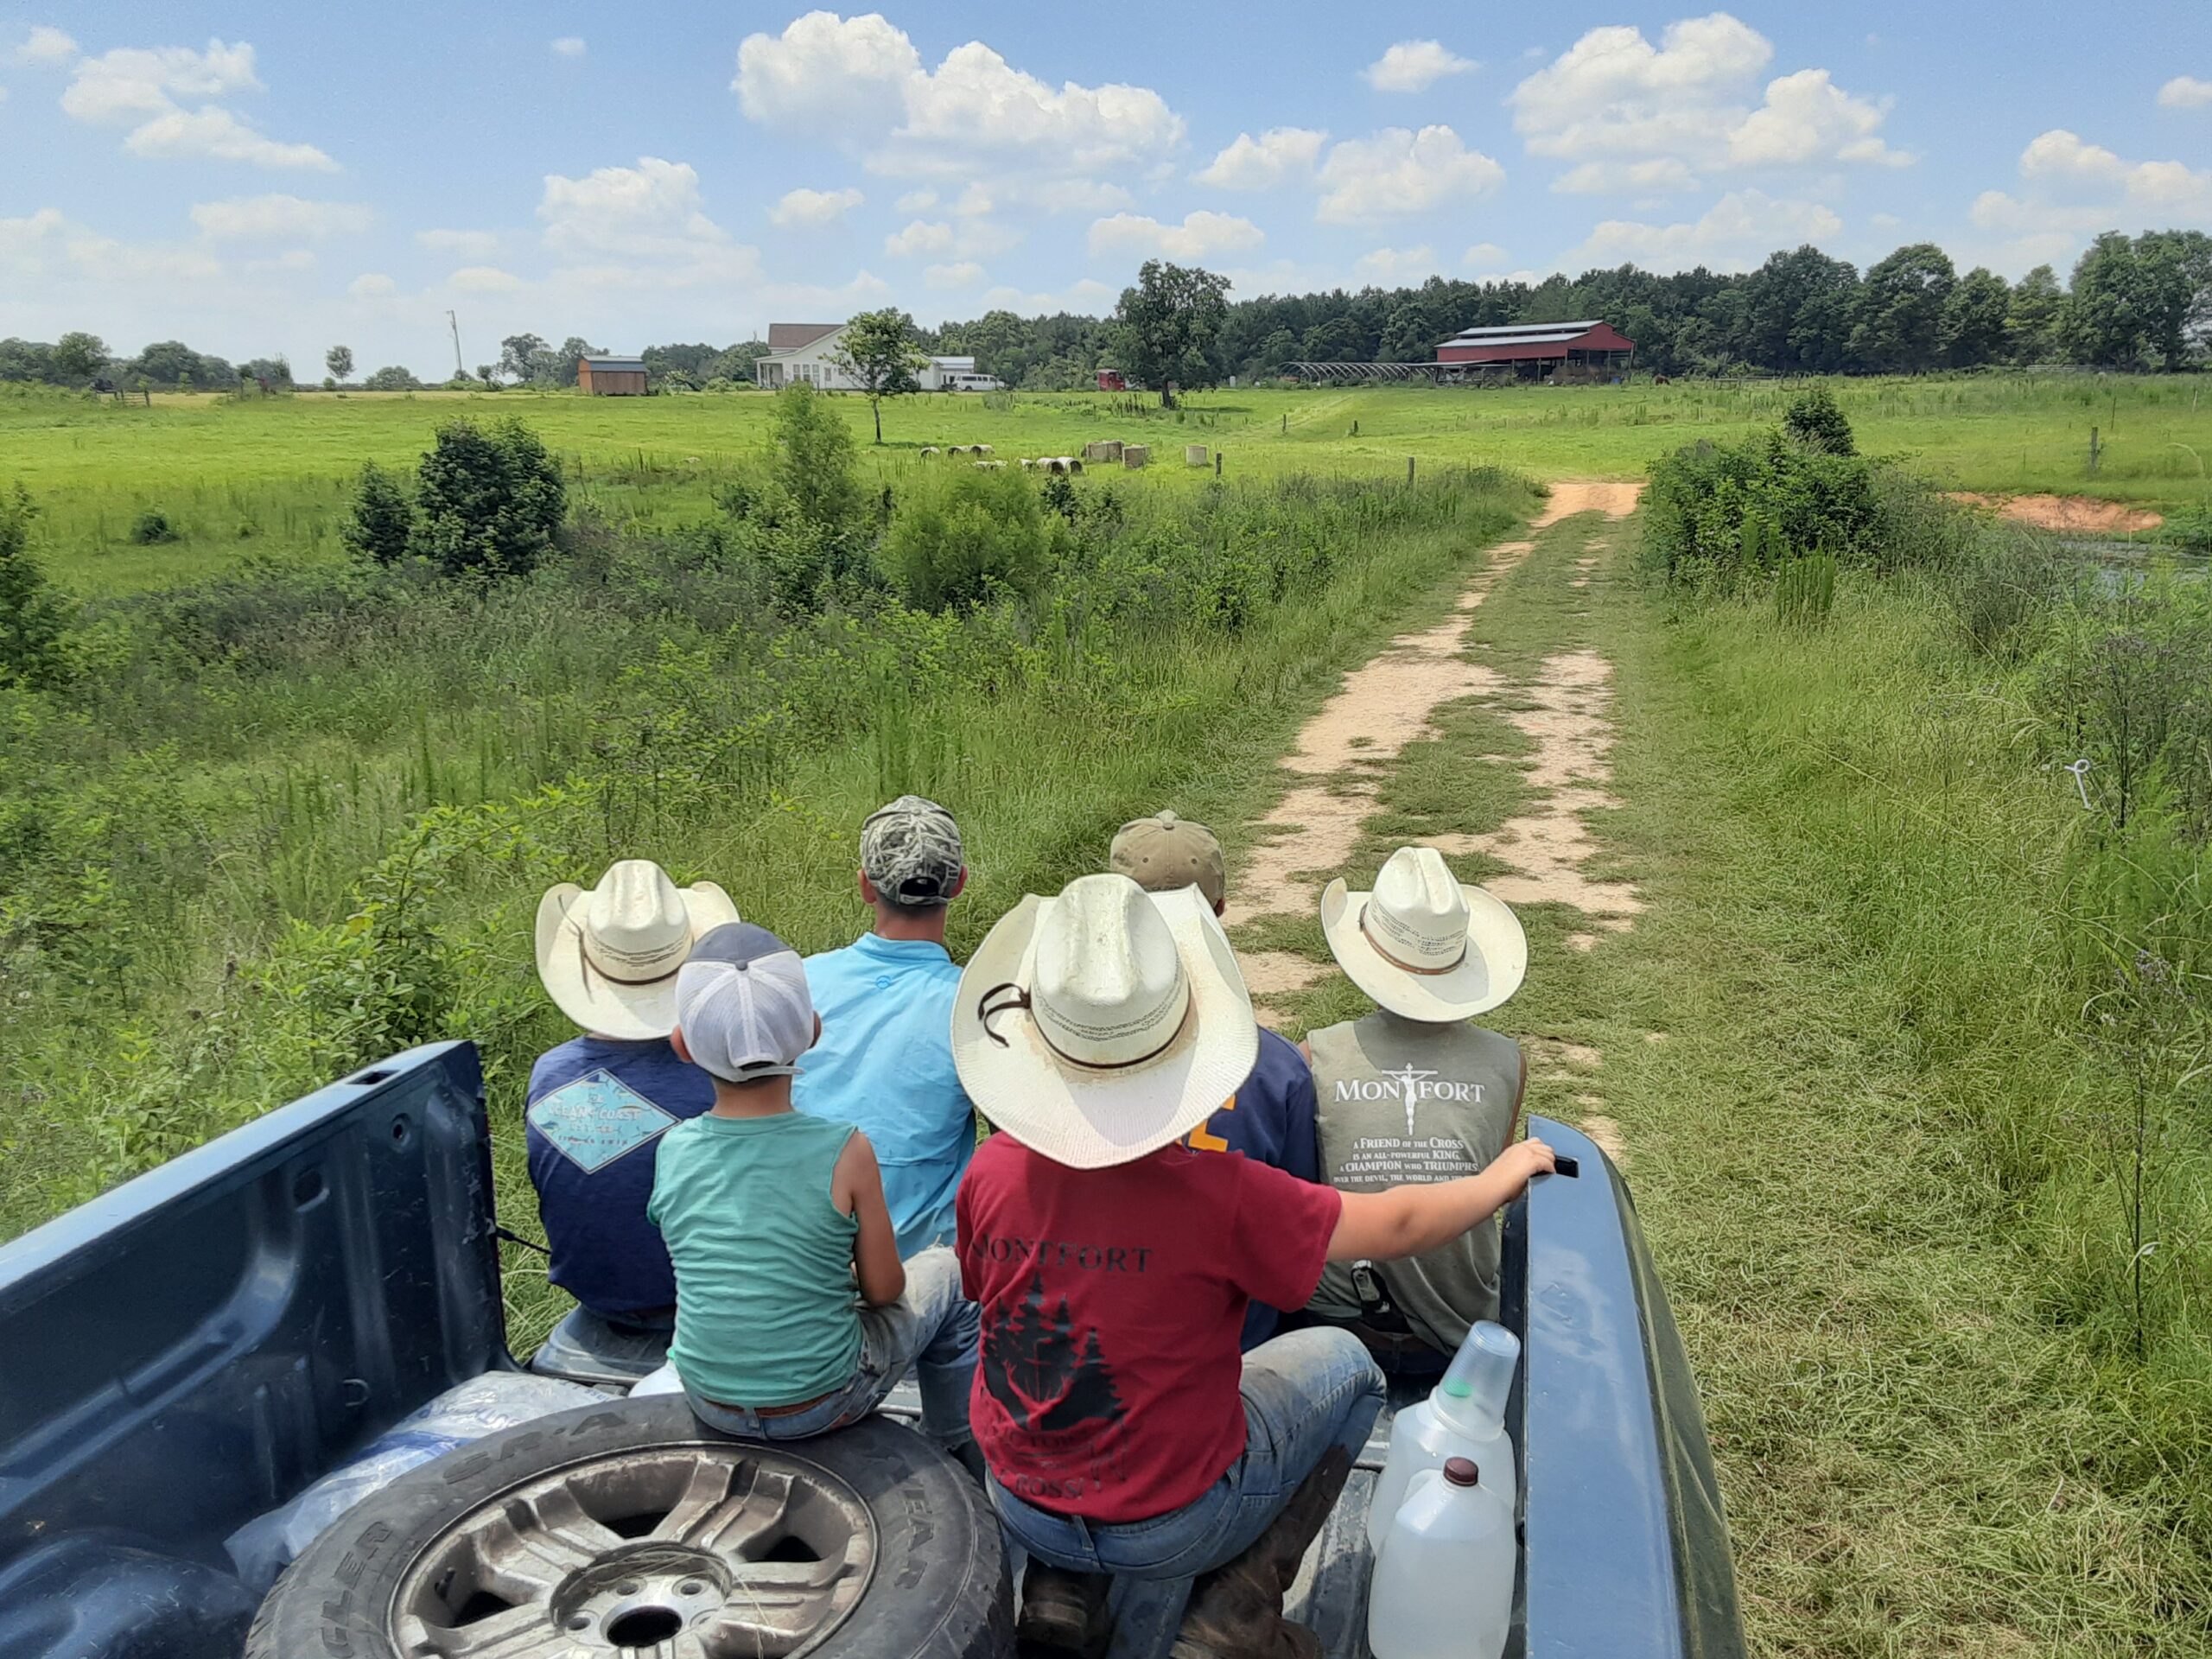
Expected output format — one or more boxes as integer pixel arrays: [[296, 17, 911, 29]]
[[1316, 126, 1504, 223], [60, 36, 336, 170], [1353, 245, 1440, 284], [885, 218, 954, 257], [1087, 210, 1264, 261], [449, 265, 524, 292], [550, 37, 586, 58], [348, 273, 397, 298], [1194, 127, 1327, 189], [2157, 75, 2212, 110], [924, 260, 985, 289], [772, 186, 865, 226], [537, 156, 763, 289], [734, 11, 1184, 195], [895, 188, 938, 213], [1510, 14, 1905, 191], [1564, 188, 1841, 270], [190, 194, 370, 240], [12, 25, 77, 65], [1364, 41, 1476, 94], [1970, 129, 2212, 242], [416, 228, 500, 258]]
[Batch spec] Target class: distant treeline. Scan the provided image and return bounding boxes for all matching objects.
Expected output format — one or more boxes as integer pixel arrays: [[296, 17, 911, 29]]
[[7, 230, 2204, 397], [909, 231, 2210, 387]]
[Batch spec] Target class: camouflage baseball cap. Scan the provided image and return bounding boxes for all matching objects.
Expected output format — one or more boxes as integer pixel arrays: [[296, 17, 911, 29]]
[[1109, 810, 1226, 910], [861, 795, 964, 905]]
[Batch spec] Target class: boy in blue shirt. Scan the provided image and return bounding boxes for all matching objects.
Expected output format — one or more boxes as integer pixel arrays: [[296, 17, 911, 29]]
[[791, 796, 976, 1256], [526, 860, 737, 1330], [1109, 810, 1322, 1348]]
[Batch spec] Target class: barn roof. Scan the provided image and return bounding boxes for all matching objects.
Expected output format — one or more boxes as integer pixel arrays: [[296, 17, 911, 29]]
[[582, 356, 646, 372], [766, 322, 843, 352], [1435, 321, 1608, 348]]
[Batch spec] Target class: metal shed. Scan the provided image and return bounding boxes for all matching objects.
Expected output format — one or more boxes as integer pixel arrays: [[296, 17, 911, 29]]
[[578, 355, 649, 396], [1433, 321, 1635, 382]]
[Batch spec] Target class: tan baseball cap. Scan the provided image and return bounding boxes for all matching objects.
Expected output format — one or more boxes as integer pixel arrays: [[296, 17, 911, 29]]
[[1109, 810, 1226, 910]]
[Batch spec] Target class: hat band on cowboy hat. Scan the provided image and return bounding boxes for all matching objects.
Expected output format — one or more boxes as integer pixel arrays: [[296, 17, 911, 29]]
[[1359, 894, 1471, 976]]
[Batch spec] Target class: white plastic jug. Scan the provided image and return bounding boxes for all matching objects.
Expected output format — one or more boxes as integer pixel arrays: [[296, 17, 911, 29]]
[[1365, 1319, 1519, 1551], [1367, 1457, 1514, 1659]]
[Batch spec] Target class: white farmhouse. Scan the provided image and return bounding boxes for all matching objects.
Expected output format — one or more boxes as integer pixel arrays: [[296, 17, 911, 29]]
[[755, 322, 1004, 392]]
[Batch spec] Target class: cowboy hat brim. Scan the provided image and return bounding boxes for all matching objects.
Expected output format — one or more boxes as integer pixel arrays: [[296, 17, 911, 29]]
[[534, 880, 741, 1040], [952, 887, 1258, 1170], [1320, 876, 1527, 1021]]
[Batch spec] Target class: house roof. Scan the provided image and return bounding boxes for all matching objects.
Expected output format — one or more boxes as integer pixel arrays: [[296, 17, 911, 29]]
[[1435, 321, 1607, 348], [766, 322, 843, 353], [582, 356, 646, 372]]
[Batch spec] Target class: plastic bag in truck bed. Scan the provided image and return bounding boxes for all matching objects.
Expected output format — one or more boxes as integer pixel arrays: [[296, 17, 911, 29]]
[[225, 1371, 605, 1592]]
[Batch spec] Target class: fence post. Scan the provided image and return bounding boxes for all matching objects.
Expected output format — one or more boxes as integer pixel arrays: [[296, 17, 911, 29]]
[[2089, 426, 2101, 476], [1215, 452, 1223, 478], [1407, 455, 1415, 485]]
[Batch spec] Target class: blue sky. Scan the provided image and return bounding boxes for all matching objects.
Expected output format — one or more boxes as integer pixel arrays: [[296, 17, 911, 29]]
[[3, 3, 2208, 376]]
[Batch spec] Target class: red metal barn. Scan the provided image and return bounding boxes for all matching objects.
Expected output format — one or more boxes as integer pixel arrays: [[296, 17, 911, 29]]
[[1096, 368, 1128, 391], [1434, 321, 1635, 384]]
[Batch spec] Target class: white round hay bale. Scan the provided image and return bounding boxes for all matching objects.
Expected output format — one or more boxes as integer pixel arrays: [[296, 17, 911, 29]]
[[974, 443, 994, 455]]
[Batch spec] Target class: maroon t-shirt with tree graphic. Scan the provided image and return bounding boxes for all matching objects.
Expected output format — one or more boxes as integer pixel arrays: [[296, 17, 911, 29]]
[[957, 1134, 1342, 1522]]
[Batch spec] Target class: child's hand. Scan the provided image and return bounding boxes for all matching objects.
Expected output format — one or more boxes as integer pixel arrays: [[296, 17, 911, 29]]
[[1497, 1137, 1558, 1191]]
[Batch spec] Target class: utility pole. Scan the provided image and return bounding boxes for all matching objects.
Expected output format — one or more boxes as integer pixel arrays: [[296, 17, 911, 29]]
[[447, 311, 465, 381]]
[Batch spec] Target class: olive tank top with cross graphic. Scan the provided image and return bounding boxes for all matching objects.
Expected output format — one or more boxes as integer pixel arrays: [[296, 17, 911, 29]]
[[1306, 1010, 1525, 1356]]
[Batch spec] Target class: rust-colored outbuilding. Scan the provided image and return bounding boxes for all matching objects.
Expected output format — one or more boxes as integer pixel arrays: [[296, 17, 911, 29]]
[[1433, 321, 1635, 383], [577, 355, 650, 396]]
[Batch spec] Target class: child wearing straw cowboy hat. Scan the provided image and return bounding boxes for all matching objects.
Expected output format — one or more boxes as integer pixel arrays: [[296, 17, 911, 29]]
[[952, 873, 1554, 1659], [1306, 845, 1532, 1371], [525, 860, 738, 1335]]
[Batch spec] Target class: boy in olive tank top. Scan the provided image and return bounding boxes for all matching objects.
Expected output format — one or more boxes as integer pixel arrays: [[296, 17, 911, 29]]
[[1306, 847, 1531, 1368], [645, 922, 979, 1463]]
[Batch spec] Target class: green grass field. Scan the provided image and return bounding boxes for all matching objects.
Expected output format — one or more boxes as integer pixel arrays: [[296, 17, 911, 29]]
[[7, 373, 2209, 591]]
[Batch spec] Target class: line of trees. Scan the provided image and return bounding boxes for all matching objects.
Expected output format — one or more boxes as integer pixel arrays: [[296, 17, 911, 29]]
[[7, 229, 2203, 402], [911, 230, 2211, 389]]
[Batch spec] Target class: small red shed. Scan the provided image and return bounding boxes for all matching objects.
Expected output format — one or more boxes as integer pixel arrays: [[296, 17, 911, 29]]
[[1096, 368, 1128, 391]]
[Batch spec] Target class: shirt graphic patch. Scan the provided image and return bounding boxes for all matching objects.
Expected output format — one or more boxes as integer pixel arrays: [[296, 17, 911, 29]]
[[527, 1070, 679, 1173]]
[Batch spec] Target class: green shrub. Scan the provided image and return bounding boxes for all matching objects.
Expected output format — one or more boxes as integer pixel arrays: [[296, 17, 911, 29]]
[[341, 461, 415, 566], [0, 485, 69, 689], [771, 385, 861, 531], [413, 418, 565, 579], [128, 508, 177, 545], [1783, 384, 1857, 454], [880, 465, 1052, 610]]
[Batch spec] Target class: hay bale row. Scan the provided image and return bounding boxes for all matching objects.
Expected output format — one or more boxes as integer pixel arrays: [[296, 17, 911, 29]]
[[1084, 439, 1123, 462], [926, 443, 994, 457], [1019, 456, 1084, 474]]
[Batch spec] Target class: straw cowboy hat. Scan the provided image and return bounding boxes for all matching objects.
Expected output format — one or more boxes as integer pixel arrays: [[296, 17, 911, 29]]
[[1321, 846, 1528, 1022], [952, 873, 1258, 1169], [535, 860, 740, 1040]]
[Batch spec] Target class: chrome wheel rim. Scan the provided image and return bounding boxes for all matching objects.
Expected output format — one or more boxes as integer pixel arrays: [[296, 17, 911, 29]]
[[391, 1442, 875, 1657]]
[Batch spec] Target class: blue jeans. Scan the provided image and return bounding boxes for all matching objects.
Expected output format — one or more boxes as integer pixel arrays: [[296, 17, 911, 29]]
[[988, 1326, 1385, 1581], [683, 1247, 979, 1450]]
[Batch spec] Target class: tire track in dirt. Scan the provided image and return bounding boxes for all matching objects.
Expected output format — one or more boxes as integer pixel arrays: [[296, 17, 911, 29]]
[[1228, 482, 1643, 1014]]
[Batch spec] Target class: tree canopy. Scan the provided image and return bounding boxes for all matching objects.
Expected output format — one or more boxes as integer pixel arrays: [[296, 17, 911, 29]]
[[1113, 260, 1232, 406], [828, 308, 929, 442]]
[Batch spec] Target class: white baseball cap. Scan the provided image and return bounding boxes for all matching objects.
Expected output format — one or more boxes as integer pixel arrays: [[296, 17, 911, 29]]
[[672, 923, 817, 1082]]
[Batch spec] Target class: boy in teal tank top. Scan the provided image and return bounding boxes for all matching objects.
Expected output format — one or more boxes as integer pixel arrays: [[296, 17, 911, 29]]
[[645, 922, 978, 1462]]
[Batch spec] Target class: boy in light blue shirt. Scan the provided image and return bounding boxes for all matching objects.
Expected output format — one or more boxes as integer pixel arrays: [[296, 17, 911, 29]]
[[791, 795, 976, 1256]]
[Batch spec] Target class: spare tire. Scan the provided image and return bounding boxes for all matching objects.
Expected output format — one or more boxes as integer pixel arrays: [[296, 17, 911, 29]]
[[248, 1397, 1012, 1659]]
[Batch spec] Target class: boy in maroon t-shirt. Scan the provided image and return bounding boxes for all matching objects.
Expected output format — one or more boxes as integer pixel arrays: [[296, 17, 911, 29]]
[[952, 874, 1554, 1658]]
